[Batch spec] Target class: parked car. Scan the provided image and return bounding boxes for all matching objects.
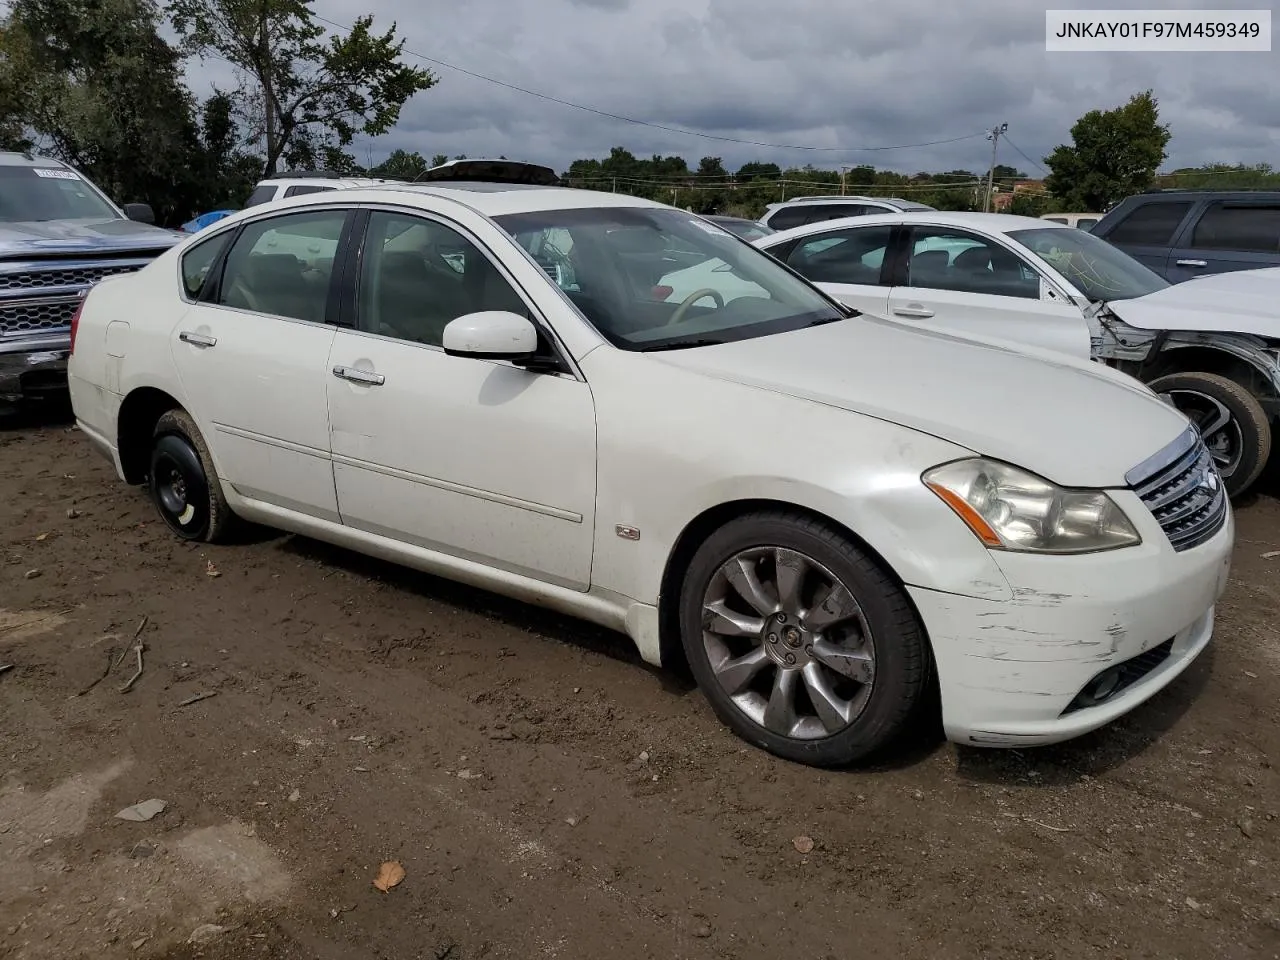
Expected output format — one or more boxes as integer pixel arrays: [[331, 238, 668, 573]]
[[1090, 190, 1280, 282], [244, 171, 401, 207], [182, 210, 238, 233], [1040, 212, 1101, 230], [760, 195, 935, 231], [0, 151, 183, 405], [69, 161, 1232, 767], [756, 211, 1280, 497], [703, 215, 774, 241]]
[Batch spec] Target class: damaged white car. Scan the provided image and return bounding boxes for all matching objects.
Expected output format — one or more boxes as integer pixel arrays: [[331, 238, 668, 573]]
[[757, 212, 1280, 498]]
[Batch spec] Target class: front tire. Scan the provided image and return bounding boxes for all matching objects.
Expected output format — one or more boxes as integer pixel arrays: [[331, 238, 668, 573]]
[[1148, 371, 1271, 499], [679, 510, 929, 767], [148, 408, 236, 542]]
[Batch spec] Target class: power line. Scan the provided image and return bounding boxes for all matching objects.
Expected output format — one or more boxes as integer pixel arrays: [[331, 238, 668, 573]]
[[1002, 135, 1047, 176], [310, 13, 987, 156]]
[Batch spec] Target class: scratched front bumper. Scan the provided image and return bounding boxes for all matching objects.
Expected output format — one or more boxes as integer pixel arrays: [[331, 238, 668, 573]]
[[911, 491, 1234, 748]]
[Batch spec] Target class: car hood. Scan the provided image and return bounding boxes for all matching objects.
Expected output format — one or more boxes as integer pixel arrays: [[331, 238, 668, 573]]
[[0, 218, 183, 258], [1108, 268, 1280, 339], [654, 316, 1190, 488]]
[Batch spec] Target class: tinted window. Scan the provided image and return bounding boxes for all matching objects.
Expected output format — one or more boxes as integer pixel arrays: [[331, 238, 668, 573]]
[[244, 185, 277, 207], [284, 184, 336, 198], [497, 206, 844, 352], [1077, 218, 1099, 230], [180, 231, 233, 300], [1105, 201, 1192, 246], [1043, 217, 1068, 224], [217, 209, 346, 322], [357, 212, 528, 347], [906, 228, 1040, 299], [1190, 203, 1280, 253], [0, 166, 119, 222], [1009, 227, 1169, 302], [810, 204, 868, 222], [766, 206, 813, 231], [785, 226, 892, 285]]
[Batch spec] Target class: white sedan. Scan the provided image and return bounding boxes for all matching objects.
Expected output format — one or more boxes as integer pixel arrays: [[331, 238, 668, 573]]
[[68, 162, 1232, 766], [756, 211, 1280, 499]]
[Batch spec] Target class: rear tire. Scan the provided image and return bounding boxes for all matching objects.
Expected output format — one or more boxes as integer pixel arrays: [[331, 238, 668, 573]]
[[1148, 371, 1271, 499], [148, 408, 236, 543], [678, 510, 929, 767]]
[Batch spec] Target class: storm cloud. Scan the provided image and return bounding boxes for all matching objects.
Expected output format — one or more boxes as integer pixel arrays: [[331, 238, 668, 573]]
[[184, 0, 1280, 174]]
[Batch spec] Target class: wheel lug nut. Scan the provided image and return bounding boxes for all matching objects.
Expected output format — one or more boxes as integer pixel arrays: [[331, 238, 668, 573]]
[[776, 613, 787, 623], [767, 633, 778, 643], [784, 653, 796, 665]]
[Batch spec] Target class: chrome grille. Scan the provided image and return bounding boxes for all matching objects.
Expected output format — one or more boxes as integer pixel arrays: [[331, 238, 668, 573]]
[[0, 264, 136, 290], [0, 297, 81, 335], [1127, 427, 1228, 553]]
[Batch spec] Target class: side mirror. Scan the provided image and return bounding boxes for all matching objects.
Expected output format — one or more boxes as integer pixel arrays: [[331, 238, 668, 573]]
[[123, 203, 156, 225], [442, 311, 539, 361]]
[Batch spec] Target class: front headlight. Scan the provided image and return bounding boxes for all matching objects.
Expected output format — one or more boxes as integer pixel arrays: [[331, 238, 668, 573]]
[[923, 459, 1141, 554]]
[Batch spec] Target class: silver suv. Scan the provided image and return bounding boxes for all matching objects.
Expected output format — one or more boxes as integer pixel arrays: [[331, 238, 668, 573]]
[[760, 195, 935, 231]]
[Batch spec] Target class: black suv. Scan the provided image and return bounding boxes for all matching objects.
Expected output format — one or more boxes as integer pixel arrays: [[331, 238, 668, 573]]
[[1091, 190, 1280, 283]]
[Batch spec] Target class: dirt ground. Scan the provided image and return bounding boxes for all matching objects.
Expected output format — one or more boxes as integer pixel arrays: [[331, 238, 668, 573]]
[[1, 403, 1277, 960]]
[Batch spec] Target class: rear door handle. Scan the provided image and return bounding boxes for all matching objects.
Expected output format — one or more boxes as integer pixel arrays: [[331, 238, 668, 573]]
[[893, 305, 935, 319], [1176, 259, 1208, 268], [178, 331, 216, 348], [332, 365, 385, 386]]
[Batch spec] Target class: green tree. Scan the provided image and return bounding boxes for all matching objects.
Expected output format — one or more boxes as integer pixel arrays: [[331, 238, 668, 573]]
[[0, 0, 236, 223], [370, 148, 428, 180], [168, 0, 435, 176], [430, 153, 448, 167], [1044, 90, 1171, 210]]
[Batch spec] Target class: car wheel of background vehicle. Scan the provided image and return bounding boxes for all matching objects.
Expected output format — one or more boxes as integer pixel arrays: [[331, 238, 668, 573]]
[[678, 510, 930, 767], [1149, 371, 1271, 499], [148, 408, 236, 543]]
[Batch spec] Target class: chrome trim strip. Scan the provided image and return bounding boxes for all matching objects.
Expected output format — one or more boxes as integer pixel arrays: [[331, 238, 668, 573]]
[[1124, 425, 1199, 488]]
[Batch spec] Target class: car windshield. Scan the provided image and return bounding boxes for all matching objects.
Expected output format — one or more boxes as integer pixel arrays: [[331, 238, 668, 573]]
[[1008, 226, 1170, 302], [495, 206, 846, 351], [0, 166, 120, 222]]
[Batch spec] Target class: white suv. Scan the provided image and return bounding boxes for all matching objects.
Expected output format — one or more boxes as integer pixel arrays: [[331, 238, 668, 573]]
[[67, 160, 1233, 766], [761, 195, 935, 231], [244, 173, 400, 207]]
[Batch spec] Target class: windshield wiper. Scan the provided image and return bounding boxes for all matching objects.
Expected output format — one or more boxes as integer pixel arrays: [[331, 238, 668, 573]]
[[639, 338, 726, 352]]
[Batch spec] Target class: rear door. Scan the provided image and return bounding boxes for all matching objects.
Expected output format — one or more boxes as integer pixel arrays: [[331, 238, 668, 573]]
[[769, 223, 896, 317], [1094, 199, 1195, 277], [171, 206, 351, 520], [1166, 200, 1280, 282], [884, 225, 1091, 359]]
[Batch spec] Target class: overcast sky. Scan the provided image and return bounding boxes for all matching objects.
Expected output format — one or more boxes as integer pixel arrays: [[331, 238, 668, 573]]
[[184, 0, 1279, 176]]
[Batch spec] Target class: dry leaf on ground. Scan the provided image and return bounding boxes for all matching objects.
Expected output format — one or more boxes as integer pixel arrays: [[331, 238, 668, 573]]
[[792, 835, 814, 854], [373, 860, 406, 892]]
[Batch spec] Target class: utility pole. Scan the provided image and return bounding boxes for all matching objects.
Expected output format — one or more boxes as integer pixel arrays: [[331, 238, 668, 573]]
[[983, 123, 1008, 213]]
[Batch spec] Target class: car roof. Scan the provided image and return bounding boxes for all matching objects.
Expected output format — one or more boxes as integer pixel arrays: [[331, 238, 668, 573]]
[[757, 210, 1068, 246], [266, 181, 669, 219], [0, 151, 68, 169]]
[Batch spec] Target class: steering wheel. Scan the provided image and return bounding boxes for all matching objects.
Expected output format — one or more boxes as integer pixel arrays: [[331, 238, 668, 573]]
[[666, 288, 725, 326]]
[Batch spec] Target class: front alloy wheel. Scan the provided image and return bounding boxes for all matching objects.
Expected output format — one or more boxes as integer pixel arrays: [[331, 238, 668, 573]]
[[680, 511, 929, 767], [701, 547, 875, 739]]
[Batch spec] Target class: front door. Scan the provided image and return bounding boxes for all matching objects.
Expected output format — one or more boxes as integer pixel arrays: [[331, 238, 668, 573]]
[[170, 206, 350, 520], [325, 208, 597, 589], [885, 225, 1091, 360]]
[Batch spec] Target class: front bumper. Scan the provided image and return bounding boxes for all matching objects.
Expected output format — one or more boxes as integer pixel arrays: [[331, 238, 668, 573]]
[[914, 496, 1234, 748], [0, 331, 70, 400]]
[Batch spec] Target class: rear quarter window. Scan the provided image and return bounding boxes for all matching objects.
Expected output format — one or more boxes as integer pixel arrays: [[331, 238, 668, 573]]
[[244, 185, 277, 207], [180, 231, 233, 300], [1104, 201, 1192, 246]]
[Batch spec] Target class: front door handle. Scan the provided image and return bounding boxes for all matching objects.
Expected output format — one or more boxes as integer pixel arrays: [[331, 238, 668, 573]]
[[1176, 259, 1208, 268], [893, 305, 935, 319], [332, 365, 385, 386], [178, 331, 217, 348]]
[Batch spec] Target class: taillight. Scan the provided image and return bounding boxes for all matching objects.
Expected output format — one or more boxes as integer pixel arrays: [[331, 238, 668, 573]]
[[69, 296, 85, 355]]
